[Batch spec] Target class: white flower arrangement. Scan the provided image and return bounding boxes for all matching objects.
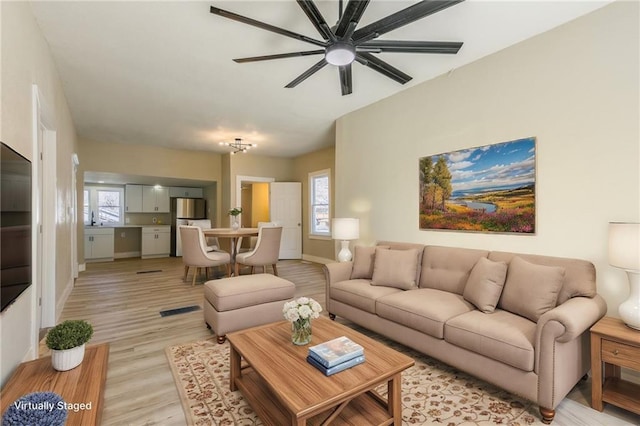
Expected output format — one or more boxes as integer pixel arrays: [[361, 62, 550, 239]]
[[283, 297, 322, 323]]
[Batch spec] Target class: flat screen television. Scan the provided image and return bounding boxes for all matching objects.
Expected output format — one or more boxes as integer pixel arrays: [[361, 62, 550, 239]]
[[1, 142, 32, 312]]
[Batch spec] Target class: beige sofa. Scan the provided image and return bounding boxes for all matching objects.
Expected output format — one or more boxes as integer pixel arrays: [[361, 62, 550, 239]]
[[324, 242, 607, 424]]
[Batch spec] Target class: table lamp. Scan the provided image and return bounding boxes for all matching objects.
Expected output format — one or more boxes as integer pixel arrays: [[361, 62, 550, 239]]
[[332, 218, 359, 262], [608, 222, 640, 330]]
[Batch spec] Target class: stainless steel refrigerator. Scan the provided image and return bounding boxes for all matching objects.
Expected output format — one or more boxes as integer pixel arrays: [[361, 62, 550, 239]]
[[171, 198, 206, 256]]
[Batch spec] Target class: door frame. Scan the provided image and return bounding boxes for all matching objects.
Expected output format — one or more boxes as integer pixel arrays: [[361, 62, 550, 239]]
[[235, 175, 275, 224], [32, 84, 57, 347]]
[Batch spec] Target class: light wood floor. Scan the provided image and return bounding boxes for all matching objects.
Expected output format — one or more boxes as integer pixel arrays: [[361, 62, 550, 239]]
[[55, 257, 638, 426]]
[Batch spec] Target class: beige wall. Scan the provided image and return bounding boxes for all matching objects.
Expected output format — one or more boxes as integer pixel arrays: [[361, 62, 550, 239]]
[[228, 153, 295, 209], [336, 1, 639, 316], [1, 2, 79, 385], [293, 147, 336, 261]]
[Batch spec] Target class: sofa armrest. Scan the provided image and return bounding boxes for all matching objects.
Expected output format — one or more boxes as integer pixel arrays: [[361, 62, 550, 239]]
[[534, 294, 607, 409], [323, 262, 353, 287], [535, 294, 607, 345], [323, 262, 353, 315]]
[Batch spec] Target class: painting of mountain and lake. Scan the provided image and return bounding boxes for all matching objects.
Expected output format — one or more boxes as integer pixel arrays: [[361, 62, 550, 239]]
[[419, 137, 536, 234]]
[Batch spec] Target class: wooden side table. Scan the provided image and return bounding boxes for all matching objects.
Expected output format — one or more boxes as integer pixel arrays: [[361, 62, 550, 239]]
[[590, 317, 640, 415], [0, 343, 109, 424]]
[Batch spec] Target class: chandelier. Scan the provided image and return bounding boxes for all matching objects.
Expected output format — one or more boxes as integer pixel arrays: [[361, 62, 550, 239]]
[[219, 138, 257, 155]]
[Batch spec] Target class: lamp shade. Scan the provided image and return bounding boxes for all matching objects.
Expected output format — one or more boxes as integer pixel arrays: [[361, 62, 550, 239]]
[[332, 218, 359, 240], [608, 222, 640, 271]]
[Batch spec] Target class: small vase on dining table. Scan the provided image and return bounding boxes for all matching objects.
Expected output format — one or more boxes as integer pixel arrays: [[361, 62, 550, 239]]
[[230, 215, 240, 230]]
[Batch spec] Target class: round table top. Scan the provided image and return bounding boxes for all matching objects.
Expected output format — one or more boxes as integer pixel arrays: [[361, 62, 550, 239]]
[[202, 227, 259, 238]]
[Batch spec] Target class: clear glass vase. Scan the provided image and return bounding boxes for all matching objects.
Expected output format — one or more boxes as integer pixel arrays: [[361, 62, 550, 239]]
[[291, 318, 312, 345], [230, 215, 240, 230]]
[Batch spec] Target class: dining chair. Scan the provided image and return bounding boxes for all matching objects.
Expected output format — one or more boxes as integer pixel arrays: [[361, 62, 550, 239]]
[[234, 226, 283, 276], [180, 225, 231, 285], [187, 219, 223, 252], [238, 221, 276, 253]]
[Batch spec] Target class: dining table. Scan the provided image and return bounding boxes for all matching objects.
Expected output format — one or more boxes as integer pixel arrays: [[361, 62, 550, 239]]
[[203, 227, 259, 264]]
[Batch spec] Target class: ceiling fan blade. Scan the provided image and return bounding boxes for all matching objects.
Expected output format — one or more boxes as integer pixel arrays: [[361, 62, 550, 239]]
[[296, 1, 336, 41], [339, 64, 353, 96], [210, 5, 326, 48], [334, 0, 370, 39], [234, 50, 325, 63], [355, 52, 412, 85], [285, 58, 328, 88], [353, 0, 465, 43], [359, 40, 463, 54]]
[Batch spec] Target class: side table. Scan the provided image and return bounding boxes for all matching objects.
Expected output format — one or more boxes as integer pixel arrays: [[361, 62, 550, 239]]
[[590, 316, 640, 415], [0, 343, 109, 424]]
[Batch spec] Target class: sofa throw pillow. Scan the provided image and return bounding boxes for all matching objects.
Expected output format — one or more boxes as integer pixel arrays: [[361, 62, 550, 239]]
[[350, 245, 390, 279], [499, 256, 565, 322], [463, 257, 508, 313], [350, 246, 377, 279], [371, 247, 420, 290]]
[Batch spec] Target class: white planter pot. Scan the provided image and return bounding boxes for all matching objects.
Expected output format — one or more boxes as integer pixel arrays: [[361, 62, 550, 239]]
[[51, 344, 85, 371]]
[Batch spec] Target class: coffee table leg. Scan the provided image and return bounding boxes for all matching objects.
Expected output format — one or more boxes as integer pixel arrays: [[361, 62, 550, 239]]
[[229, 345, 241, 392], [388, 373, 402, 425]]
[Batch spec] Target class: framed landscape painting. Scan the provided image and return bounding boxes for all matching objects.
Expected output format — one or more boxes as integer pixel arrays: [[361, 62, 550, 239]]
[[419, 137, 536, 234]]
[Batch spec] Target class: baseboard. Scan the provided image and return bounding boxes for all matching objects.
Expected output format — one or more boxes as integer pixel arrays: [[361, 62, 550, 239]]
[[114, 251, 141, 259], [79, 263, 86, 272], [302, 254, 334, 265], [56, 277, 74, 322]]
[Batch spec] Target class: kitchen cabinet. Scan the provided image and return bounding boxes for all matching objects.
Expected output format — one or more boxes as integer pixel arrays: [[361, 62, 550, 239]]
[[168, 186, 204, 198], [125, 184, 143, 212], [84, 228, 114, 262], [141, 226, 170, 258], [142, 186, 169, 213]]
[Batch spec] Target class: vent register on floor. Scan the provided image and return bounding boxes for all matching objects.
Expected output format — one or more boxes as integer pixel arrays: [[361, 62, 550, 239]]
[[306, 336, 365, 376]]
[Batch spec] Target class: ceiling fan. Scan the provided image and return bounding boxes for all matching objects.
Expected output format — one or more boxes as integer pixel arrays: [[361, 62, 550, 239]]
[[210, 0, 465, 96]]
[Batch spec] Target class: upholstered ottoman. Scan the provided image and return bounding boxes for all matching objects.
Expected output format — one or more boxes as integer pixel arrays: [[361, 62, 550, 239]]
[[204, 273, 295, 343]]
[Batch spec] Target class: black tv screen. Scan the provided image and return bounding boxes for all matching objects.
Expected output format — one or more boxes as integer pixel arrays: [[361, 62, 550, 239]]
[[1, 142, 32, 312]]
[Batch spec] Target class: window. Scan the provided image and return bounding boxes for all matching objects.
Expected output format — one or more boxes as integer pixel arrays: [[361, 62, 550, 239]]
[[84, 186, 124, 226], [309, 169, 330, 237]]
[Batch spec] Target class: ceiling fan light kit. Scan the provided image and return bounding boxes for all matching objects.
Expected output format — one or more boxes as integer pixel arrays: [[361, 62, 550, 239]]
[[325, 42, 356, 66], [219, 138, 257, 155], [210, 0, 464, 96]]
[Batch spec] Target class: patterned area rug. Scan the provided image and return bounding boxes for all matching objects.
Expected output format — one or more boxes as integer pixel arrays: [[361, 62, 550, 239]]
[[166, 332, 544, 426]]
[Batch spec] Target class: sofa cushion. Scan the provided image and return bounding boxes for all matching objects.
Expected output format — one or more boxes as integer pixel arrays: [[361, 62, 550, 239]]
[[376, 288, 475, 339], [444, 309, 536, 371], [463, 257, 508, 313], [489, 251, 595, 305], [371, 248, 421, 290], [420, 246, 490, 295], [331, 279, 403, 314], [498, 256, 565, 322], [350, 245, 389, 279]]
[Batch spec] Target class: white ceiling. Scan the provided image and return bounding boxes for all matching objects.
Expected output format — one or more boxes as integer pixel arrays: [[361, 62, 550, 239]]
[[30, 0, 611, 159]]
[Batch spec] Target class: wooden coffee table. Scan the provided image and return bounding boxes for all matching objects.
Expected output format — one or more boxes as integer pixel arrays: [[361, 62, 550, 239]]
[[227, 317, 414, 425]]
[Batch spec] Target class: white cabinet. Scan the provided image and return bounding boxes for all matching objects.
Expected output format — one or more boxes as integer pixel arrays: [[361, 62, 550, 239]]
[[141, 227, 170, 258], [169, 187, 203, 198], [84, 228, 114, 262], [125, 184, 143, 212], [142, 186, 170, 213]]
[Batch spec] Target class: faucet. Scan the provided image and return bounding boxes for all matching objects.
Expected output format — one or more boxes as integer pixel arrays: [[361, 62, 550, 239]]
[[91, 211, 96, 226]]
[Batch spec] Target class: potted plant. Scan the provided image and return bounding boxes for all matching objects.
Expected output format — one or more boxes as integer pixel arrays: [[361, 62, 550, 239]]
[[228, 207, 242, 230], [45, 320, 94, 371]]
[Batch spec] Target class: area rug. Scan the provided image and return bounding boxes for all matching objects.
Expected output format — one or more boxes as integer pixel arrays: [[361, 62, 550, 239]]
[[166, 334, 544, 426]]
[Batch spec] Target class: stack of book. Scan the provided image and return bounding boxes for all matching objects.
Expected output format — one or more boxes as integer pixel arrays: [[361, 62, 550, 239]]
[[307, 336, 365, 376]]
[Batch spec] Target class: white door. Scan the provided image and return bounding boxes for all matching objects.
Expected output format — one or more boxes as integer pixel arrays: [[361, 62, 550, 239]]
[[270, 182, 302, 259]]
